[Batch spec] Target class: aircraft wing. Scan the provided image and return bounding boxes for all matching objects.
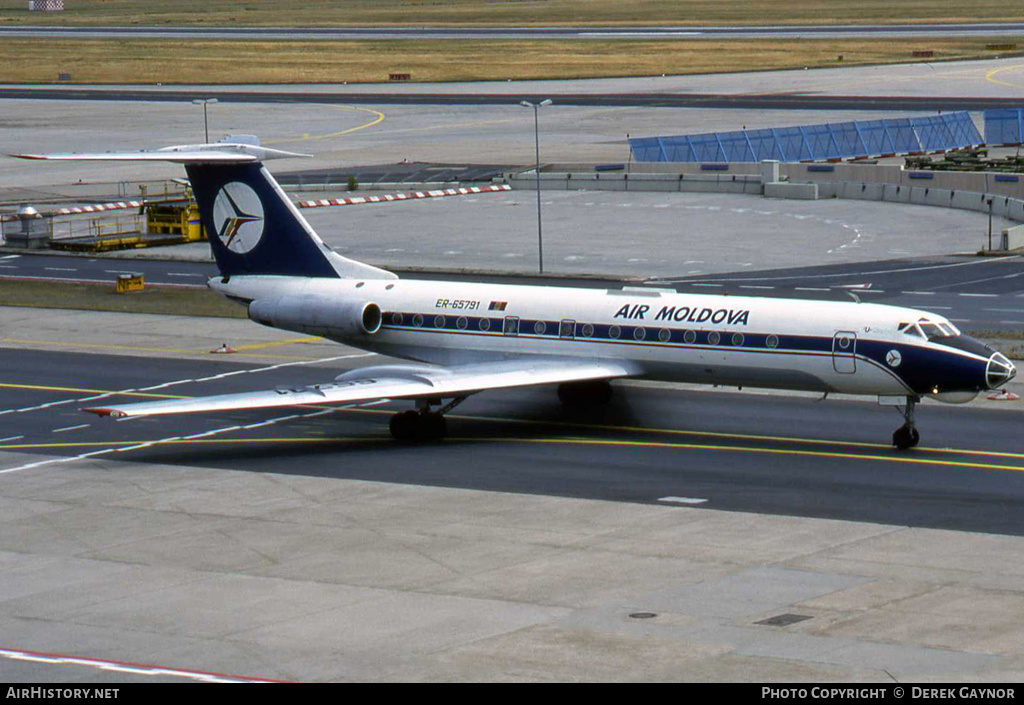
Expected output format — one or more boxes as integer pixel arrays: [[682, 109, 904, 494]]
[[84, 359, 639, 419]]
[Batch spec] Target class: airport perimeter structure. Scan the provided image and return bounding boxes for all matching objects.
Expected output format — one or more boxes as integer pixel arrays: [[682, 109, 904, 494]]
[[628, 112, 984, 164], [509, 160, 1024, 250]]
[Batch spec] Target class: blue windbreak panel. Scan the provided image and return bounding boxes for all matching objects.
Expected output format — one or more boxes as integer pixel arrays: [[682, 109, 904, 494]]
[[887, 118, 921, 153], [746, 129, 784, 161], [947, 111, 983, 146], [830, 122, 864, 157], [663, 136, 695, 162], [802, 124, 840, 160], [984, 109, 1023, 145], [629, 111, 982, 162], [688, 134, 724, 162], [858, 120, 896, 155], [774, 127, 812, 161], [913, 116, 953, 151], [719, 131, 755, 162]]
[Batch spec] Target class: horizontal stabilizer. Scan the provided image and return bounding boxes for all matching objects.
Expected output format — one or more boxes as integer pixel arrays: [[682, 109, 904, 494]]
[[10, 140, 310, 164]]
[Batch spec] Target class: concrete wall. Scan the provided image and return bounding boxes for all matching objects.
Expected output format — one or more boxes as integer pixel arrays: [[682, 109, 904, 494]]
[[1003, 224, 1024, 250], [507, 162, 1024, 232], [511, 170, 762, 195]]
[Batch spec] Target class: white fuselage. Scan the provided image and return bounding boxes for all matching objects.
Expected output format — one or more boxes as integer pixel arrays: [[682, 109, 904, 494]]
[[212, 274, 1000, 400]]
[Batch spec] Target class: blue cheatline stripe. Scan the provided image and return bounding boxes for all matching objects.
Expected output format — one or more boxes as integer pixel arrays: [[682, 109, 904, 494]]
[[377, 311, 988, 396]]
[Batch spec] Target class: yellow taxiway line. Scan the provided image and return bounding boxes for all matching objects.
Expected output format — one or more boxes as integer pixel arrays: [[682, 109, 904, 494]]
[[1, 432, 1022, 474], [0, 382, 185, 399]]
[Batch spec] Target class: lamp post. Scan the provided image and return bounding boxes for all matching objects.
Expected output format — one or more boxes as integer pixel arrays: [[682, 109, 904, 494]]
[[191, 98, 219, 143], [520, 98, 552, 273]]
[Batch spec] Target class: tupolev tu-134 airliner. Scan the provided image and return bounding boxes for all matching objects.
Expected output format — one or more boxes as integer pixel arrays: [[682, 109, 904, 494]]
[[13, 137, 1016, 450]]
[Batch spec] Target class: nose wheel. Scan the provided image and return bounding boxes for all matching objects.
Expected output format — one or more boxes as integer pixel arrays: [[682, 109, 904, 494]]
[[892, 396, 920, 450]]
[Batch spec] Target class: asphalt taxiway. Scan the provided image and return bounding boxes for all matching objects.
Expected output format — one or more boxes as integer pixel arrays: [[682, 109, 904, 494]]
[[3, 345, 1024, 534], [4, 23, 1024, 41]]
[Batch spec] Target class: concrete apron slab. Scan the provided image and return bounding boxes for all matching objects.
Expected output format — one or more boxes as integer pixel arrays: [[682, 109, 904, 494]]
[[0, 458, 1021, 681]]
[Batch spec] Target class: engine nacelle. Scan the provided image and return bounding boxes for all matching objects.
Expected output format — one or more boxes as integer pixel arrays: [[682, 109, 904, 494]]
[[248, 296, 381, 338]]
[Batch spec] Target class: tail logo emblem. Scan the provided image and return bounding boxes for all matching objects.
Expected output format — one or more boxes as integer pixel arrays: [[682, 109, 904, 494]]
[[213, 182, 265, 254]]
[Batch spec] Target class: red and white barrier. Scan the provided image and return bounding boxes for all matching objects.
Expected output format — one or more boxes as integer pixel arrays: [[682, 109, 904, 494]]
[[296, 184, 511, 209], [54, 200, 145, 216], [23, 184, 512, 219]]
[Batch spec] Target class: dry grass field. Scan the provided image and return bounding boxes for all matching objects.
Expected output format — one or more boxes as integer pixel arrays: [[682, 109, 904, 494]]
[[0, 37, 1017, 84], [1, 0, 1023, 27], [0, 279, 245, 318], [1, 1, 1022, 83]]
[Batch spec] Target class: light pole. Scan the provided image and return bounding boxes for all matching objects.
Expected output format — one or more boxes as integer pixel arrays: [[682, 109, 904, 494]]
[[520, 98, 552, 273], [191, 98, 219, 143]]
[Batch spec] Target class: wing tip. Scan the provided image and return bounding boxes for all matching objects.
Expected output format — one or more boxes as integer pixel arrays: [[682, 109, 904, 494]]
[[84, 407, 127, 418]]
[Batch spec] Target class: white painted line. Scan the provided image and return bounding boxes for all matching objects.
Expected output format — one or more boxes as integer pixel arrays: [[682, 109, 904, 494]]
[[52, 424, 89, 433], [902, 291, 935, 295], [658, 496, 708, 505], [691, 283, 722, 288], [739, 285, 775, 290], [0, 647, 280, 683], [43, 267, 77, 272], [0, 436, 24, 443], [795, 287, 830, 292], [959, 293, 998, 298], [0, 255, 22, 260]]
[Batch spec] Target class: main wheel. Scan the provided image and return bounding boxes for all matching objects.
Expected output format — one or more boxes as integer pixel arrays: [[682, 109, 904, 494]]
[[892, 425, 920, 450], [389, 410, 419, 441], [557, 380, 613, 408], [415, 412, 447, 442]]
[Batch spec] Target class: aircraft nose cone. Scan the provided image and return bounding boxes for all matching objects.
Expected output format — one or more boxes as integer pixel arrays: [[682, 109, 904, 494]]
[[986, 352, 1017, 389]]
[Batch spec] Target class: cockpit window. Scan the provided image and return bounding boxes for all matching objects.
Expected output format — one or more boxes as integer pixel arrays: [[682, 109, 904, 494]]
[[899, 318, 959, 341], [900, 322, 925, 339], [915, 318, 959, 341]]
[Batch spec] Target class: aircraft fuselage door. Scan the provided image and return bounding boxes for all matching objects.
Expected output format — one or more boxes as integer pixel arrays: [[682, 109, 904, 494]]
[[503, 316, 519, 337], [832, 331, 857, 374]]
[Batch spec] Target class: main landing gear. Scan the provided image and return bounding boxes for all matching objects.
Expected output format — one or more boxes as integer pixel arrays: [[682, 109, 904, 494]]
[[389, 396, 467, 442], [892, 396, 921, 451]]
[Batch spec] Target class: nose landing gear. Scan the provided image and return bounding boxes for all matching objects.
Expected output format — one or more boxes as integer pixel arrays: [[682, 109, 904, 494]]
[[892, 396, 921, 450]]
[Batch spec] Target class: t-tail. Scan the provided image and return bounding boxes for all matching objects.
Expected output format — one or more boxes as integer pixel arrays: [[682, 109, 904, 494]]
[[11, 135, 395, 282]]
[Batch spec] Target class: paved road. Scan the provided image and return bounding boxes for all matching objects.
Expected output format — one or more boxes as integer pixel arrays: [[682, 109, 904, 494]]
[[2, 85, 1021, 111], [1, 348, 1023, 535], [4, 23, 1024, 40], [2, 253, 1021, 329]]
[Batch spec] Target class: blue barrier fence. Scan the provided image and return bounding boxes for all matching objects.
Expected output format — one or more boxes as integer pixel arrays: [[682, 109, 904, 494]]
[[629, 112, 983, 163], [984, 109, 1024, 145]]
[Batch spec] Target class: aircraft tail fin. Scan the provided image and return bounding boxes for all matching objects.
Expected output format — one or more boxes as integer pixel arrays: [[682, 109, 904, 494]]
[[11, 137, 396, 281]]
